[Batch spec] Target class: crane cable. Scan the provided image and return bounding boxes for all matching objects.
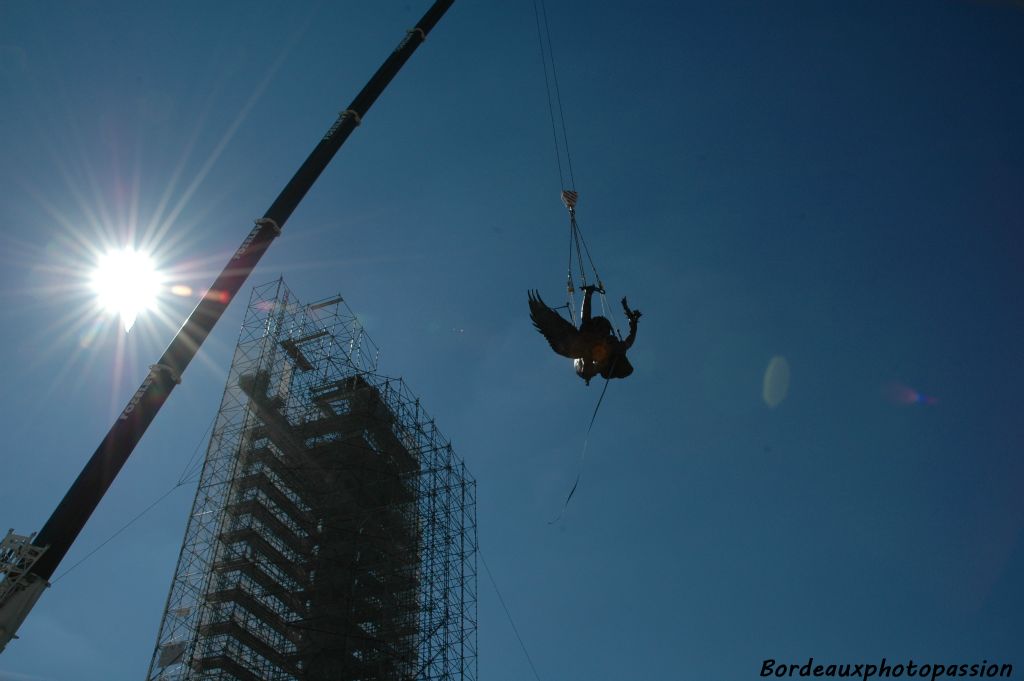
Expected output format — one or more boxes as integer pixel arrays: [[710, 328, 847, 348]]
[[562, 196, 616, 327], [50, 416, 216, 584], [531, 0, 623, 522], [532, 0, 621, 333], [532, 0, 576, 193]]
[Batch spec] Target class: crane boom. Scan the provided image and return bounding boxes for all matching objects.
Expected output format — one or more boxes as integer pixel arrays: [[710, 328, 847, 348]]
[[0, 0, 454, 653]]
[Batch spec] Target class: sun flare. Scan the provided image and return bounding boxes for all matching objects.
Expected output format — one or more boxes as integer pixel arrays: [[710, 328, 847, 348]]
[[90, 248, 163, 332]]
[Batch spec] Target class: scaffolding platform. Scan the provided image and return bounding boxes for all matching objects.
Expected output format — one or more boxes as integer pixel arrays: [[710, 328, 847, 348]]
[[147, 279, 477, 681]]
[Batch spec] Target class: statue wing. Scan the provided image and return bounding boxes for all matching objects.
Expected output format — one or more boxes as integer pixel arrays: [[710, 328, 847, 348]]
[[528, 290, 583, 359]]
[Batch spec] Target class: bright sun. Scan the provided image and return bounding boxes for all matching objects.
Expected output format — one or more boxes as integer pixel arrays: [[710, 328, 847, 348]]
[[90, 248, 163, 332]]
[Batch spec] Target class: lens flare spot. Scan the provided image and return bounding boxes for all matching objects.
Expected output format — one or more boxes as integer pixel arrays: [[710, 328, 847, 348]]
[[883, 382, 938, 406], [170, 284, 193, 297], [762, 355, 790, 408], [203, 289, 231, 304]]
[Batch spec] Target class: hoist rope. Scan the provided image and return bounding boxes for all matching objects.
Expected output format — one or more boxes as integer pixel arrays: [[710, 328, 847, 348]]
[[532, 0, 576, 191], [570, 213, 604, 287], [565, 212, 623, 336], [530, 0, 617, 331], [566, 239, 578, 324], [571, 216, 589, 287]]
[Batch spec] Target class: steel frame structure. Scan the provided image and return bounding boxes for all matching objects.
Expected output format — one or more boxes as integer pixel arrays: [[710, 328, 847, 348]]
[[147, 279, 477, 681]]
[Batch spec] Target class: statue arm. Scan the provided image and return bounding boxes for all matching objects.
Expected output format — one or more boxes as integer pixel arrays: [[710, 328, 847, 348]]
[[620, 297, 641, 350]]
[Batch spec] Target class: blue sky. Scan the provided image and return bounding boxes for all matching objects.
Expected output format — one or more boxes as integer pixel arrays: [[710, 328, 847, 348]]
[[1, 1, 1022, 679]]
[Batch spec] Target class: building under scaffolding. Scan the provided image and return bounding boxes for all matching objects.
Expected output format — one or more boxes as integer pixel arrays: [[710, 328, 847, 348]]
[[146, 279, 477, 681]]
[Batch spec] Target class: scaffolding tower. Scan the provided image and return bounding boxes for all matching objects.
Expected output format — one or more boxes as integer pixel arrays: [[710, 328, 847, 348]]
[[146, 279, 477, 681]]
